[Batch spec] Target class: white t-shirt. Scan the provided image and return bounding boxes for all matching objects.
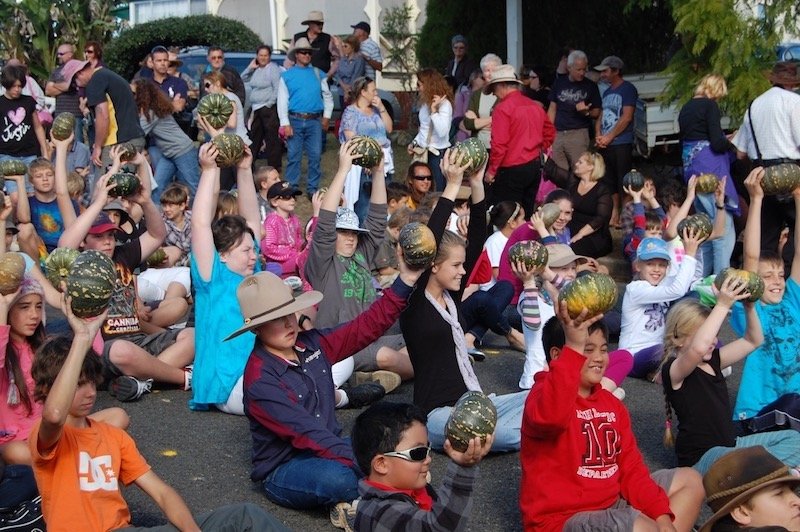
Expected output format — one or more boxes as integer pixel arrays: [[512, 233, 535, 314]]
[[733, 86, 800, 160], [480, 230, 508, 291]]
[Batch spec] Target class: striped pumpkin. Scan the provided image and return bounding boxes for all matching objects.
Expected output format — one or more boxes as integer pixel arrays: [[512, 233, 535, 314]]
[[508, 240, 549, 272], [66, 250, 117, 318], [559, 272, 618, 319], [108, 172, 141, 198], [695, 173, 719, 194], [51, 113, 75, 141], [398, 222, 437, 269], [350, 135, 383, 168], [197, 93, 234, 129], [445, 391, 497, 452], [677, 213, 713, 241], [45, 247, 81, 291], [714, 267, 764, 302], [454, 137, 489, 176], [762, 163, 800, 195], [0, 160, 27, 177], [212, 133, 246, 168]]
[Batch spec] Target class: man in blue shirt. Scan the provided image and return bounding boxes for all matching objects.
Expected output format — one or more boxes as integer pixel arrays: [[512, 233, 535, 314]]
[[150, 45, 188, 113], [595, 55, 638, 227], [277, 38, 333, 196]]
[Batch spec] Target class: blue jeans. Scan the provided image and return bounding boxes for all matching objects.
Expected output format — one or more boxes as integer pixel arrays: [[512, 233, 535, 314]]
[[462, 281, 514, 341], [693, 429, 800, 475], [0, 465, 38, 508], [149, 145, 200, 204], [428, 151, 445, 192], [285, 116, 322, 194], [0, 154, 37, 194], [262, 452, 360, 509], [426, 390, 529, 452], [695, 193, 735, 276]]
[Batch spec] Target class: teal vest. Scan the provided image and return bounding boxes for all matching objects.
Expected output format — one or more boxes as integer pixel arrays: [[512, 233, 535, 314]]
[[282, 66, 323, 114]]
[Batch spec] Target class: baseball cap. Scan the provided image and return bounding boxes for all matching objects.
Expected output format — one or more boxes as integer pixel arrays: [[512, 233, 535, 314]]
[[88, 212, 119, 235], [636, 237, 670, 262], [267, 181, 302, 200], [351, 21, 371, 34], [594, 56, 624, 71], [547, 244, 588, 268]]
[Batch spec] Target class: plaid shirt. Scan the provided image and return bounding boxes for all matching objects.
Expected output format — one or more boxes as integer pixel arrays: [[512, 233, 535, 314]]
[[355, 461, 479, 532], [164, 210, 191, 267]]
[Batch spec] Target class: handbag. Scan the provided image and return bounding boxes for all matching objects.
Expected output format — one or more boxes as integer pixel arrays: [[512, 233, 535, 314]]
[[410, 115, 435, 164]]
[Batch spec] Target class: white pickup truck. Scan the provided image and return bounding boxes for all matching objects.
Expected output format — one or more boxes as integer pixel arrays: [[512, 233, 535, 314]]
[[627, 73, 733, 158]]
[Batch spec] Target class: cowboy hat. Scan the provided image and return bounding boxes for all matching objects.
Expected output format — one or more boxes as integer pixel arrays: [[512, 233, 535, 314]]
[[224, 272, 322, 341], [768, 61, 800, 86], [288, 37, 316, 62], [302, 10, 324, 25], [699, 446, 800, 532], [60, 59, 92, 84], [483, 64, 522, 94]]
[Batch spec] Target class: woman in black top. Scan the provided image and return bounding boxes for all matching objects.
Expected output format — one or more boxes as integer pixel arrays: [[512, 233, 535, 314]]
[[399, 152, 529, 452]]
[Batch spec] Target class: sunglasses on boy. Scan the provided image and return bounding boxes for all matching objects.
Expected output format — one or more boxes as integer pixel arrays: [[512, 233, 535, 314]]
[[383, 443, 431, 462], [412, 174, 432, 181]]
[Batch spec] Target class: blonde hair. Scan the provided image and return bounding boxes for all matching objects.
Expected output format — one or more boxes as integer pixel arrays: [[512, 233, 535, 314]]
[[66, 171, 85, 199], [434, 230, 465, 265], [694, 74, 728, 100], [660, 299, 712, 447], [581, 151, 606, 181]]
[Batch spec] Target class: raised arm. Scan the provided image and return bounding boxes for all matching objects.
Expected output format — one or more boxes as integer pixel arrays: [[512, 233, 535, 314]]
[[708, 179, 728, 240], [190, 143, 221, 281], [665, 176, 697, 240], [235, 146, 261, 236], [52, 133, 77, 227], [741, 168, 764, 272], [128, 151, 166, 259]]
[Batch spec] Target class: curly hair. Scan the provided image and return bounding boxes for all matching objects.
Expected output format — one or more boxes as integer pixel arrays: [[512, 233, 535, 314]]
[[416, 68, 453, 106], [132, 78, 174, 119]]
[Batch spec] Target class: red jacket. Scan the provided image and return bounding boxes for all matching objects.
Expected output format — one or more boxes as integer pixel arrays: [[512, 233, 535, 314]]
[[488, 90, 555, 176], [520, 347, 672, 531]]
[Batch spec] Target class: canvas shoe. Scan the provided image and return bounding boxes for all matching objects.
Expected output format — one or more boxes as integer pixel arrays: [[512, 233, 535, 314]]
[[329, 500, 357, 532], [183, 365, 193, 391], [353, 370, 401, 394], [346, 382, 385, 408], [109, 376, 153, 402]]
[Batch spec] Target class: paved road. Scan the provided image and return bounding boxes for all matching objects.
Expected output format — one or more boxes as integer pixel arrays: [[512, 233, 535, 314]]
[[98, 324, 737, 531]]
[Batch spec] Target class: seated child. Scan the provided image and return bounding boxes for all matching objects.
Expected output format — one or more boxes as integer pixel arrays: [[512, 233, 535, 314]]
[[260, 180, 305, 276], [28, 301, 287, 532], [521, 301, 704, 531], [253, 162, 281, 224], [699, 446, 800, 531], [372, 207, 411, 288], [160, 182, 192, 267], [351, 402, 492, 532], [66, 170, 86, 211], [619, 234, 701, 380], [386, 182, 410, 219], [542, 188, 573, 245], [622, 181, 666, 264]]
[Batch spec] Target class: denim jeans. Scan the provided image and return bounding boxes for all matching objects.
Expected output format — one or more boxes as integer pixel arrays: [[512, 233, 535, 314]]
[[0, 464, 38, 507], [426, 390, 529, 452], [694, 193, 735, 276], [462, 281, 514, 341], [262, 452, 360, 509], [149, 145, 200, 204], [0, 154, 37, 194], [119, 503, 289, 532], [693, 429, 800, 476], [285, 116, 322, 194]]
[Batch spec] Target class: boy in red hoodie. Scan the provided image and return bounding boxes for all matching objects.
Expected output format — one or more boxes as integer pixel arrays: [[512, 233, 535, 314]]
[[520, 305, 704, 531]]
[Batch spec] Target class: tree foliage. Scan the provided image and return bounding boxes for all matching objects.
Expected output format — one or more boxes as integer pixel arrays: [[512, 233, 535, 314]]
[[105, 15, 263, 80], [381, 5, 419, 92], [0, 0, 123, 81]]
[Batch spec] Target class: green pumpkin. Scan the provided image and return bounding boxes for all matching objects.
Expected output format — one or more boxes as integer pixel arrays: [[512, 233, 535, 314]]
[[108, 172, 141, 198], [350, 136, 383, 168], [0, 253, 25, 295], [118, 142, 138, 162], [45, 247, 81, 291], [508, 240, 549, 272], [677, 213, 713, 241], [0, 159, 27, 177], [559, 272, 618, 319], [695, 173, 719, 194], [762, 163, 800, 195], [212, 133, 246, 168], [540, 203, 562, 228], [714, 267, 765, 302], [453, 137, 489, 176], [445, 391, 497, 452], [146, 248, 167, 267], [622, 169, 645, 192], [197, 93, 234, 129], [51, 113, 75, 141], [399, 222, 437, 269], [66, 250, 117, 318]]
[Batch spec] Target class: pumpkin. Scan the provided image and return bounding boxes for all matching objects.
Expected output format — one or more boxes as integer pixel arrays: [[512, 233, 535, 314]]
[[453, 137, 489, 176], [51, 112, 75, 141], [108, 172, 141, 198], [398, 222, 437, 269], [66, 250, 117, 318], [559, 272, 618, 319], [714, 267, 765, 302], [695, 173, 719, 194], [0, 253, 25, 295], [445, 391, 497, 452], [0, 159, 27, 177], [540, 203, 562, 228], [118, 142, 138, 162], [197, 93, 234, 129], [45, 247, 81, 291], [212, 133, 246, 168], [677, 213, 713, 241], [146, 248, 167, 267], [622, 169, 646, 192], [350, 135, 383, 168], [762, 163, 800, 195], [508, 240, 549, 272]]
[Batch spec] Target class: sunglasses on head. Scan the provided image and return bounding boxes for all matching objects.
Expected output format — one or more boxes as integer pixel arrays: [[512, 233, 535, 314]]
[[383, 444, 431, 462], [413, 174, 432, 181]]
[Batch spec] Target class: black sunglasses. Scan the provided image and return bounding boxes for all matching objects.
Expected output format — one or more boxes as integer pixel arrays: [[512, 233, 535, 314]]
[[204, 82, 211, 88], [296, 50, 312, 56], [412, 174, 433, 181], [383, 444, 431, 462]]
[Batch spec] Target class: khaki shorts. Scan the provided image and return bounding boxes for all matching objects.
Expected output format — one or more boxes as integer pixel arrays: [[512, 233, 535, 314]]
[[101, 329, 182, 377], [563, 468, 675, 531], [351, 334, 406, 372]]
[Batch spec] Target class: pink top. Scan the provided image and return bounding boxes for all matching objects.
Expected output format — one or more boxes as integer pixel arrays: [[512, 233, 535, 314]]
[[0, 325, 41, 443], [261, 212, 304, 275]]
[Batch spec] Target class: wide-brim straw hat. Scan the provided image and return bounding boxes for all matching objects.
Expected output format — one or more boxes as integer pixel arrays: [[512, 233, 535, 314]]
[[302, 10, 324, 25], [288, 37, 316, 62], [483, 64, 523, 94], [224, 272, 322, 341]]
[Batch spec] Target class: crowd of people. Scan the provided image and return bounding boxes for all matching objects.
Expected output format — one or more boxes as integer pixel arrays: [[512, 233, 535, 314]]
[[1, 8, 800, 531]]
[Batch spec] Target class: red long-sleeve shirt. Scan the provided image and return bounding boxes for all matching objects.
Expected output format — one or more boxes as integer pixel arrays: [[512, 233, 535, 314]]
[[488, 90, 555, 176], [520, 347, 673, 531]]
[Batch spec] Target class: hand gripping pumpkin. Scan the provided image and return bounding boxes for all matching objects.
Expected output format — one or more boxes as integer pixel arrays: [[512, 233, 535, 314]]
[[453, 137, 489, 177], [0, 159, 27, 177], [45, 247, 81, 291], [559, 272, 618, 320], [212, 133, 246, 168], [695, 173, 719, 194], [622, 169, 645, 192], [66, 250, 117, 318], [197, 93, 234, 130], [108, 172, 141, 198], [508, 240, 549, 273], [445, 391, 497, 452], [539, 203, 562, 228], [713, 267, 765, 302], [677, 213, 713, 242], [349, 136, 383, 168], [51, 113, 76, 141]]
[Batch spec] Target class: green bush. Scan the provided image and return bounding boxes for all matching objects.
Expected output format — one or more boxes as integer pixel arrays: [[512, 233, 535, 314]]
[[105, 15, 263, 79]]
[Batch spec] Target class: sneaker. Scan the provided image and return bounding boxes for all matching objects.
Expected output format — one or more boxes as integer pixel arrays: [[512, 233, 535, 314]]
[[109, 376, 153, 402], [329, 500, 357, 532], [183, 365, 193, 391], [353, 370, 401, 394], [467, 347, 486, 362], [346, 382, 385, 408]]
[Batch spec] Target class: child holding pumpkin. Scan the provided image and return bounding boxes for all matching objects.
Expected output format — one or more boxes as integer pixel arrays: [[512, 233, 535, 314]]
[[659, 286, 800, 475]]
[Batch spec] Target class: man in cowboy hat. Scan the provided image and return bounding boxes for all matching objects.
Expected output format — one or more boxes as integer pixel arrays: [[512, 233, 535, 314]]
[[277, 37, 334, 196], [732, 61, 800, 263], [484, 64, 555, 218], [700, 446, 800, 531], [284, 10, 340, 80], [231, 261, 423, 520]]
